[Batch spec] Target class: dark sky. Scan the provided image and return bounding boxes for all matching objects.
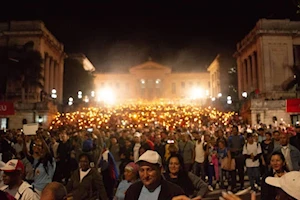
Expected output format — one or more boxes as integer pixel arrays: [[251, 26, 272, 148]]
[[1, 1, 299, 72]]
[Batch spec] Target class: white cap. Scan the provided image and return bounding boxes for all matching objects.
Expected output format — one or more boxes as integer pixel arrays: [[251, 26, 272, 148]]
[[136, 150, 162, 166], [134, 132, 141, 138], [266, 171, 300, 200]]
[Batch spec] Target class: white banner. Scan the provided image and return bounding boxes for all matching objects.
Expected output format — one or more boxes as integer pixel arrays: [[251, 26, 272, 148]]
[[23, 123, 39, 135]]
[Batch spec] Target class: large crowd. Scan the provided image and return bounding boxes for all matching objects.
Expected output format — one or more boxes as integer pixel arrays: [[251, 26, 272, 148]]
[[0, 103, 299, 200]]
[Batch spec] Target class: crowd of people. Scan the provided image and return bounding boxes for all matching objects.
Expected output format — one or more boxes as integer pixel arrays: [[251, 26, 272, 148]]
[[0, 104, 299, 200]]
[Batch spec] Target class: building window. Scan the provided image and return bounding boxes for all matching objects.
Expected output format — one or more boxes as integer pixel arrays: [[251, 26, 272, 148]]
[[172, 83, 176, 94], [181, 82, 185, 88]]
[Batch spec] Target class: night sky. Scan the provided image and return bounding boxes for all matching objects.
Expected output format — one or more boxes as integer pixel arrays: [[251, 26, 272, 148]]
[[1, 1, 299, 72]]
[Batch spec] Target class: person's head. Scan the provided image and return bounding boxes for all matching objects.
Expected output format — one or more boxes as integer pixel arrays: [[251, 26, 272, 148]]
[[134, 132, 141, 143], [78, 153, 92, 171], [266, 171, 300, 200], [0, 159, 24, 187], [265, 132, 272, 141], [218, 140, 226, 149], [136, 150, 162, 191], [231, 125, 238, 135], [273, 130, 281, 141], [154, 134, 161, 144], [279, 133, 289, 146], [167, 154, 184, 175], [124, 162, 139, 182], [110, 137, 117, 145], [40, 182, 67, 200], [246, 133, 254, 144], [270, 152, 287, 172], [59, 131, 68, 143], [32, 138, 43, 156]]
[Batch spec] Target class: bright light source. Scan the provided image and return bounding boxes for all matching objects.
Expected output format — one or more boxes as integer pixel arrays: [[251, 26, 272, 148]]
[[68, 101, 73, 106], [69, 97, 74, 102], [97, 88, 116, 104], [91, 91, 95, 97], [156, 79, 160, 84], [51, 93, 57, 99], [51, 89, 57, 94], [227, 99, 232, 104], [217, 93, 222, 98], [83, 95, 89, 103], [78, 90, 82, 99], [227, 96, 231, 100], [189, 87, 205, 99], [211, 97, 216, 101], [242, 92, 247, 98], [141, 79, 145, 84]]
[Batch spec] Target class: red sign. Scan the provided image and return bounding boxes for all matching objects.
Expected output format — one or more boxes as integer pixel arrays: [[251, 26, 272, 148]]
[[286, 99, 300, 112], [0, 102, 15, 115]]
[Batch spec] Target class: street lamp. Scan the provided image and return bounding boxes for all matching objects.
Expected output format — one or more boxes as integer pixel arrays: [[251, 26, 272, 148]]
[[78, 91, 82, 99], [51, 88, 57, 99], [68, 96, 74, 106]]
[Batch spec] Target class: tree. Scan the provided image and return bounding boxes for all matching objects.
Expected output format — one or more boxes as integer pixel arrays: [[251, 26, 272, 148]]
[[63, 58, 95, 104], [0, 42, 43, 102]]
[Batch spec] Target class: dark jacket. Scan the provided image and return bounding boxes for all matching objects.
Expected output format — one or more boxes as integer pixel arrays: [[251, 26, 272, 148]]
[[261, 170, 277, 200], [66, 168, 108, 200], [124, 178, 185, 200]]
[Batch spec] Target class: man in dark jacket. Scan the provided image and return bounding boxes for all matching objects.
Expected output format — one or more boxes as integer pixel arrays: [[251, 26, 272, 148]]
[[125, 150, 185, 200]]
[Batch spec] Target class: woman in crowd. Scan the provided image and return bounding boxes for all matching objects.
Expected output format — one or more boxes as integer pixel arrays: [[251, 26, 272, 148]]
[[66, 153, 108, 200], [261, 151, 289, 200], [163, 153, 208, 199], [114, 162, 139, 200], [23, 133, 56, 194]]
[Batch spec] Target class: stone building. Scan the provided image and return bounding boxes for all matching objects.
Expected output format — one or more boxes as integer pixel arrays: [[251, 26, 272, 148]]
[[0, 20, 66, 129], [94, 59, 211, 104], [234, 18, 300, 125]]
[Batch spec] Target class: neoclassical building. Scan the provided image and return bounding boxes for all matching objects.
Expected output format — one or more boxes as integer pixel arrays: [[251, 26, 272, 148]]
[[234, 18, 300, 125], [94, 59, 211, 103], [0, 20, 66, 129]]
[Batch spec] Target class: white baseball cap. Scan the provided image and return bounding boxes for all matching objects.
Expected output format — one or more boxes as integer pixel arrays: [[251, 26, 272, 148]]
[[136, 150, 162, 166], [266, 171, 300, 200], [0, 159, 25, 173], [134, 132, 141, 138]]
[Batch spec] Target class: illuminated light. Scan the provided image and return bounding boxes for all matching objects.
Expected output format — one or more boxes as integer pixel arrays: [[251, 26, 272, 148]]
[[242, 92, 247, 98], [96, 88, 116, 104], [51, 89, 57, 94], [91, 91, 95, 97], [141, 79, 145, 84], [189, 87, 205, 99], [211, 97, 216, 101], [217, 93, 222, 98], [155, 79, 160, 84]]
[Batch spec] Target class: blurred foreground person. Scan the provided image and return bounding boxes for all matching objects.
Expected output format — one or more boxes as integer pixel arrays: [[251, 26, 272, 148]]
[[0, 159, 39, 200], [66, 153, 108, 200], [164, 154, 208, 199], [125, 150, 185, 200], [266, 171, 300, 200], [40, 182, 67, 200], [114, 162, 139, 200]]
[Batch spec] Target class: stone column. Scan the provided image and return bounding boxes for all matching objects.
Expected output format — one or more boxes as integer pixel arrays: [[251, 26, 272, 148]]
[[237, 58, 243, 99], [44, 54, 50, 94], [256, 49, 263, 93], [243, 59, 247, 92], [251, 52, 257, 90], [58, 61, 64, 104], [49, 57, 54, 92], [55, 62, 59, 91], [247, 56, 252, 91]]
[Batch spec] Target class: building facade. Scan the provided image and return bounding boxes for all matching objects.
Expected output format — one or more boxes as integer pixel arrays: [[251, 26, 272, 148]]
[[94, 59, 211, 103], [234, 18, 300, 125], [0, 20, 66, 129]]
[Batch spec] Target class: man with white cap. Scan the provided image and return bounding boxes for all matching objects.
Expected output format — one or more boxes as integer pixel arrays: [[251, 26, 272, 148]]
[[266, 171, 300, 200], [125, 150, 185, 200], [0, 159, 39, 200]]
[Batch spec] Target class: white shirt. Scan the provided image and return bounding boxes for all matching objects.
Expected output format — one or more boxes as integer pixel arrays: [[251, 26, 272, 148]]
[[195, 140, 205, 163], [79, 168, 91, 182], [243, 142, 261, 167], [1, 181, 40, 200], [138, 185, 161, 200], [281, 145, 293, 171], [133, 143, 141, 162]]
